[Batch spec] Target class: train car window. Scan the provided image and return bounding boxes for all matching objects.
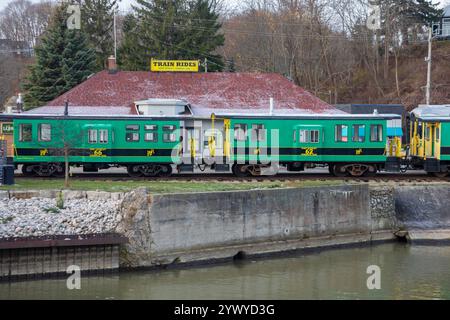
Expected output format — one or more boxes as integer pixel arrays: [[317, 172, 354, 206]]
[[88, 129, 98, 143], [19, 124, 32, 142], [126, 125, 139, 131], [251, 124, 266, 142], [145, 132, 157, 142], [163, 132, 176, 142], [38, 124, 51, 142], [299, 130, 310, 143], [436, 127, 440, 141], [310, 130, 320, 143], [352, 125, 366, 143], [145, 125, 157, 131], [370, 125, 383, 142], [417, 122, 423, 138], [162, 125, 176, 142], [234, 124, 247, 141], [126, 132, 140, 142], [99, 129, 108, 144], [335, 125, 348, 142], [293, 130, 296, 142], [425, 126, 431, 140], [144, 125, 158, 142]]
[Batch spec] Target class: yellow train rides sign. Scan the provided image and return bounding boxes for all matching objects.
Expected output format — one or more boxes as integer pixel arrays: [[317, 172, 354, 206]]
[[151, 59, 199, 72]]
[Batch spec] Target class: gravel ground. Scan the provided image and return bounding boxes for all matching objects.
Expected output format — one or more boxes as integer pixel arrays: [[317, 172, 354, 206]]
[[0, 197, 122, 238]]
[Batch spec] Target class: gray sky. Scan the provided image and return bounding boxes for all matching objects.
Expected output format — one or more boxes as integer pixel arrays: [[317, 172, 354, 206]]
[[0, 0, 135, 11], [0, 0, 448, 13]]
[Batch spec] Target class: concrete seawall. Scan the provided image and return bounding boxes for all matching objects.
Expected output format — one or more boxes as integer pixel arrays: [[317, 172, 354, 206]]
[[1, 183, 450, 277], [116, 185, 396, 268]]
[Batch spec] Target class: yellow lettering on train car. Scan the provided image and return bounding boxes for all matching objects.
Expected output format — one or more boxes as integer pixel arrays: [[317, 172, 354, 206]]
[[356, 149, 363, 155], [301, 148, 317, 156], [90, 148, 106, 157], [147, 149, 155, 157], [40, 149, 48, 156], [253, 148, 260, 155]]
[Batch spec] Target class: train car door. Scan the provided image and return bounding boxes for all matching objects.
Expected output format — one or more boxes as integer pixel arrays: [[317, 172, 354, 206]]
[[183, 126, 201, 163], [295, 125, 323, 160], [424, 122, 437, 159], [82, 124, 113, 162]]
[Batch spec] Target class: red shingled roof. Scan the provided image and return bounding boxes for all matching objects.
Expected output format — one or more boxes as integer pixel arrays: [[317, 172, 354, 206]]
[[45, 71, 338, 114]]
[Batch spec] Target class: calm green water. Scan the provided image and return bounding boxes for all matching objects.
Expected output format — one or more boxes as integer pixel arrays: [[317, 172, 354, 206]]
[[1, 243, 450, 300]]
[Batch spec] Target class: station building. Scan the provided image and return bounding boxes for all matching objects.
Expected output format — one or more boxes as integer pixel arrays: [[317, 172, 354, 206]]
[[25, 59, 343, 117]]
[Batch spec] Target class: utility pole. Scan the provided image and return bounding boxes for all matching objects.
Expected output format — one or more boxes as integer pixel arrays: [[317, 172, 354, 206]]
[[113, 9, 117, 60], [425, 27, 433, 105], [204, 58, 208, 73]]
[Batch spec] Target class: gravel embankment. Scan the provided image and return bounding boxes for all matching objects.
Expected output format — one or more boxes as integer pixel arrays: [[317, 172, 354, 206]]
[[0, 197, 122, 238]]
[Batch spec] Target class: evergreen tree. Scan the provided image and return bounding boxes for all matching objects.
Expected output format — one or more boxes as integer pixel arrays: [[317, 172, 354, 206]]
[[62, 29, 96, 91], [185, 0, 225, 71], [81, 0, 118, 70], [23, 4, 96, 108], [118, 0, 224, 71], [117, 13, 149, 70], [23, 5, 67, 107]]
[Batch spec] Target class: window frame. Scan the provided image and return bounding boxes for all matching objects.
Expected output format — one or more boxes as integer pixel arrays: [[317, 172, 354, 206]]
[[99, 129, 109, 144], [251, 124, 266, 142], [299, 130, 310, 143], [335, 125, 349, 143], [163, 125, 177, 143], [310, 130, 320, 144], [145, 132, 158, 142], [352, 124, 366, 143], [370, 125, 384, 142], [144, 124, 158, 142], [38, 123, 52, 142], [126, 132, 140, 142], [234, 124, 247, 141], [19, 123, 33, 142], [88, 129, 98, 144]]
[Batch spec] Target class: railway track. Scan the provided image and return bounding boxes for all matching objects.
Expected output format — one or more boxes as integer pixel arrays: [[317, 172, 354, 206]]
[[13, 172, 450, 183]]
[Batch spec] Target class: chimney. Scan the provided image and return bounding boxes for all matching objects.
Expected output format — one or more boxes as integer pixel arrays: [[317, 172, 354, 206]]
[[108, 55, 117, 74]]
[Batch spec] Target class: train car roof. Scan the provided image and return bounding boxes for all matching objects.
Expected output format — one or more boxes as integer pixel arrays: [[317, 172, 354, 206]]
[[411, 105, 450, 122], [0, 112, 402, 121]]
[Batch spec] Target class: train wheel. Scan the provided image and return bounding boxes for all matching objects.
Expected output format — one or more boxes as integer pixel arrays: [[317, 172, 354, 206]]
[[247, 165, 262, 176], [33, 163, 60, 177], [328, 165, 334, 174], [157, 165, 173, 177], [363, 165, 378, 177], [348, 164, 369, 177], [127, 165, 143, 178], [51, 163, 65, 177], [332, 165, 349, 177], [21, 165, 35, 177], [432, 172, 449, 178], [232, 164, 250, 177]]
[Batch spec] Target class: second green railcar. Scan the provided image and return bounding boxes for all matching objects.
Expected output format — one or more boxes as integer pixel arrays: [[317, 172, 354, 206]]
[[11, 113, 403, 177]]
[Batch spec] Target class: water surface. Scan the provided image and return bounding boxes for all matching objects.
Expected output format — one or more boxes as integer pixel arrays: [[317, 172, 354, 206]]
[[1, 243, 449, 300]]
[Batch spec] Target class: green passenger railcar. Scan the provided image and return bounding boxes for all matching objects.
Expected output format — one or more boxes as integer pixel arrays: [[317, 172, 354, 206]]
[[11, 113, 403, 177], [409, 105, 450, 177], [13, 116, 181, 177]]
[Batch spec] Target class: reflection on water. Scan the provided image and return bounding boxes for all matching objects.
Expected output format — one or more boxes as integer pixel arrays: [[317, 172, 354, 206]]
[[1, 243, 450, 300]]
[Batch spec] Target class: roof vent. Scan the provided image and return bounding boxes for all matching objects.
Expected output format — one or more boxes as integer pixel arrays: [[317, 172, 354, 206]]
[[373, 109, 379, 115]]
